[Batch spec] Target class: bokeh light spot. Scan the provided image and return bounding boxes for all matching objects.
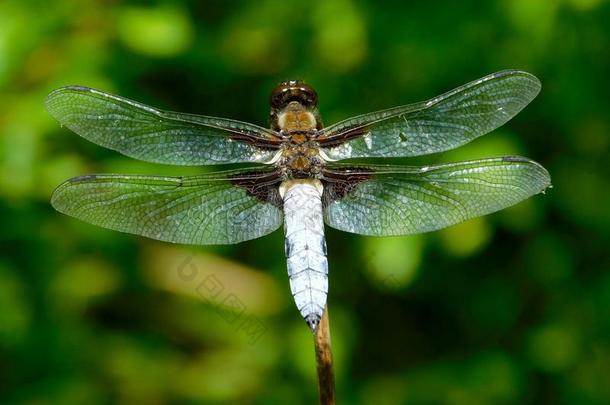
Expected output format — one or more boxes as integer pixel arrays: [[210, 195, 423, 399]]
[[437, 217, 492, 257], [312, 0, 368, 73], [116, 5, 193, 57], [526, 323, 581, 372], [49, 258, 121, 312], [363, 235, 422, 290]]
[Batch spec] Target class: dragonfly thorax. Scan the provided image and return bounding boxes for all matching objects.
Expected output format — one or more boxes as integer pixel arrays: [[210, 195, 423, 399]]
[[278, 104, 317, 133], [273, 91, 325, 179], [277, 141, 325, 179]]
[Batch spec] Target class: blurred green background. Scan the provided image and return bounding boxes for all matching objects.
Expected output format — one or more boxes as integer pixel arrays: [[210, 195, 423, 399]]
[[1, 0, 609, 404]]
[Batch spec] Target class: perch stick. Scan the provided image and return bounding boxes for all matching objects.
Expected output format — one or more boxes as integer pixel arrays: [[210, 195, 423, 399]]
[[314, 306, 336, 405]]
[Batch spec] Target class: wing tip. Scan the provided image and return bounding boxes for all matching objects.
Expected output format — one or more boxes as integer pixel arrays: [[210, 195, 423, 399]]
[[495, 69, 542, 94], [502, 155, 552, 192], [50, 180, 71, 213], [45, 85, 110, 116], [50, 174, 100, 211], [45, 85, 93, 101], [494, 69, 539, 79], [488, 69, 541, 97], [45, 85, 92, 118]]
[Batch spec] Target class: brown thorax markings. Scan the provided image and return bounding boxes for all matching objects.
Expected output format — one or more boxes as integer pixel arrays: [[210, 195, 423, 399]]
[[277, 137, 324, 179], [269, 80, 326, 180], [277, 116, 324, 179]]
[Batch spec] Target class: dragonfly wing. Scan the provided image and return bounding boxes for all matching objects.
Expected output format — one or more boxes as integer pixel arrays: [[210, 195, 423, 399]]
[[322, 157, 551, 236], [46, 86, 281, 165], [51, 168, 284, 244], [320, 70, 541, 160]]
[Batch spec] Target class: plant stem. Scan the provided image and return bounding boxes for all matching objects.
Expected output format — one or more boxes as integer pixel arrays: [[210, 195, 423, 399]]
[[314, 306, 336, 405]]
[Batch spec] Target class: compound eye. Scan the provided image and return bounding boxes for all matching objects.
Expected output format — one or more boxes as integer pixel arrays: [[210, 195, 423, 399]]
[[270, 80, 318, 109], [270, 83, 290, 109], [300, 85, 318, 107]]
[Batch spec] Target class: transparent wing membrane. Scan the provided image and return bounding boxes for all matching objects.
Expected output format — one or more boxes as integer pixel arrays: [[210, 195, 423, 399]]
[[320, 70, 541, 160], [51, 168, 283, 244], [45, 86, 281, 165], [322, 156, 551, 236]]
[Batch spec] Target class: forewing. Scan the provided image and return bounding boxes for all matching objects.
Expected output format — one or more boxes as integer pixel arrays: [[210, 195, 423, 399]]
[[320, 70, 541, 160], [51, 168, 283, 244], [45, 86, 281, 165], [322, 157, 551, 236]]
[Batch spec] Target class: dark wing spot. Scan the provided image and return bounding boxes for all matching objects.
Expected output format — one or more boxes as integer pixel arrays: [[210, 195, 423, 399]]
[[66, 85, 94, 92], [229, 170, 283, 207], [317, 124, 372, 148], [502, 156, 530, 163], [69, 174, 98, 182], [321, 167, 374, 205], [228, 131, 282, 150]]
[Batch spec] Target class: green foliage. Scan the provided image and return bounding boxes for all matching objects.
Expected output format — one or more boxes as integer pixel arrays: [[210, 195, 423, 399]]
[[1, 0, 609, 403]]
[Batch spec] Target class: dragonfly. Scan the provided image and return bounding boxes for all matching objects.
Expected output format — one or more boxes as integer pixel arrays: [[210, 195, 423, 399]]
[[47, 70, 551, 331]]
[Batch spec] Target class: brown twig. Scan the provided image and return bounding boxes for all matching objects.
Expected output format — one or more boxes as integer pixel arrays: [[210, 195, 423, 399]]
[[314, 306, 336, 405]]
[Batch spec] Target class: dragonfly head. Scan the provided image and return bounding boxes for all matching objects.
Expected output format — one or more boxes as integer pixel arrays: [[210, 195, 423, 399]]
[[270, 80, 321, 131], [270, 80, 318, 110]]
